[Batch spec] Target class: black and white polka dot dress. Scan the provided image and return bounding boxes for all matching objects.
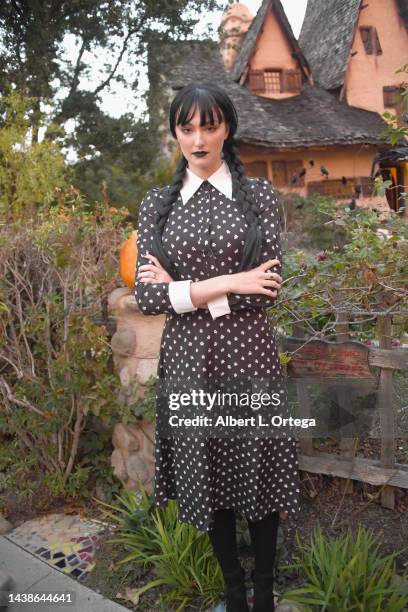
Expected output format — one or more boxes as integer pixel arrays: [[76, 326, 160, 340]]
[[135, 177, 300, 532]]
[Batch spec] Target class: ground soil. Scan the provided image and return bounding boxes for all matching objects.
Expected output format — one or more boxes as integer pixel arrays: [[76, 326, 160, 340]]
[[1, 438, 408, 611]]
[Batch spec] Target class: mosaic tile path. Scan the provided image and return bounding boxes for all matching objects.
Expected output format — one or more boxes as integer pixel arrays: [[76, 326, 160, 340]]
[[5, 513, 109, 581]]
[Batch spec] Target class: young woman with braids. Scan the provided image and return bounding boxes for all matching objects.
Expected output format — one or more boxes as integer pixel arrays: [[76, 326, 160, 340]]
[[135, 82, 300, 612]]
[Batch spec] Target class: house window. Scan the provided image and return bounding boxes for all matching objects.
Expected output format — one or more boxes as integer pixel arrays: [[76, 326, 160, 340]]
[[359, 26, 382, 55], [272, 160, 305, 187], [264, 70, 281, 93], [244, 161, 268, 178], [247, 69, 302, 94], [307, 179, 356, 199], [383, 86, 406, 113]]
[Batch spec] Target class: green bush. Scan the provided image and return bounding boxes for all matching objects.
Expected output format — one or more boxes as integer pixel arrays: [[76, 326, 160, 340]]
[[99, 486, 224, 611], [274, 199, 408, 340], [281, 524, 408, 611], [0, 91, 69, 219], [0, 188, 134, 502]]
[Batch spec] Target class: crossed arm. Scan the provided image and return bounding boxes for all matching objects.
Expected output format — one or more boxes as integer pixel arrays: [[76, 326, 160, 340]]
[[134, 182, 283, 318]]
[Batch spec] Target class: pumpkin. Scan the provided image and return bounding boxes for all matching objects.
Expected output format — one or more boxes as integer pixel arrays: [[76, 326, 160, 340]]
[[119, 229, 138, 288]]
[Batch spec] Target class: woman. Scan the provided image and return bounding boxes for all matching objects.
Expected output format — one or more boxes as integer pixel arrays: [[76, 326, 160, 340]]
[[135, 81, 300, 612]]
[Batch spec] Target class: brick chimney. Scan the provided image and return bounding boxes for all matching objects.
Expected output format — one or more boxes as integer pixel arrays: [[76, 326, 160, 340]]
[[219, 1, 253, 72]]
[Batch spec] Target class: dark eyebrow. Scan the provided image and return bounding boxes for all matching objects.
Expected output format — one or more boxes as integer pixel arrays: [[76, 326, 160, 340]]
[[183, 120, 220, 126]]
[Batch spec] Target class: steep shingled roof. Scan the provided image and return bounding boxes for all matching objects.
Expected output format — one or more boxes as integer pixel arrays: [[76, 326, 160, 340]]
[[152, 39, 390, 149], [230, 0, 311, 83], [298, 0, 361, 90]]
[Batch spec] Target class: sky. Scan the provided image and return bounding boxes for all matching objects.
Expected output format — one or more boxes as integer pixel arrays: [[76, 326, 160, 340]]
[[90, 0, 308, 120], [64, 0, 307, 120]]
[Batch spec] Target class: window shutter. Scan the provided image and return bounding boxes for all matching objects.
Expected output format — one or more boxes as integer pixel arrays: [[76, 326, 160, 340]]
[[282, 70, 302, 93], [244, 161, 268, 178], [373, 28, 382, 54], [384, 86, 397, 107], [248, 70, 265, 93], [360, 26, 382, 55], [360, 26, 374, 54], [272, 161, 287, 187], [286, 160, 305, 186]]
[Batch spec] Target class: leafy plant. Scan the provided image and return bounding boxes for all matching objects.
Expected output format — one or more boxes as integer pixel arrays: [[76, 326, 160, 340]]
[[125, 374, 157, 424], [281, 524, 408, 611], [273, 197, 408, 341], [98, 485, 224, 611], [0, 164, 133, 500], [0, 91, 69, 219]]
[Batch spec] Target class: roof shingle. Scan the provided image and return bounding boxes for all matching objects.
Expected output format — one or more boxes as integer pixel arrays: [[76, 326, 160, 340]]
[[154, 39, 390, 149], [231, 0, 310, 83], [298, 0, 361, 90]]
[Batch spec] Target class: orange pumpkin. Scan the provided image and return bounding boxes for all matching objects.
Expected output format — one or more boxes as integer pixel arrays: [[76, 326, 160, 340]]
[[119, 229, 138, 288]]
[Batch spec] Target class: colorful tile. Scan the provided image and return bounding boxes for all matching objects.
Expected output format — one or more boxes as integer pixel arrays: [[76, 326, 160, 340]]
[[4, 513, 108, 582]]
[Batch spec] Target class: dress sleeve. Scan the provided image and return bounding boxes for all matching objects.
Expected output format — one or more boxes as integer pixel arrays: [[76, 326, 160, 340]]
[[226, 178, 283, 312], [134, 188, 198, 316]]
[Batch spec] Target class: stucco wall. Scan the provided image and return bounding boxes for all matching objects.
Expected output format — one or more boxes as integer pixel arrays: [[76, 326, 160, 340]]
[[241, 144, 391, 211], [344, 0, 408, 114], [249, 5, 299, 100]]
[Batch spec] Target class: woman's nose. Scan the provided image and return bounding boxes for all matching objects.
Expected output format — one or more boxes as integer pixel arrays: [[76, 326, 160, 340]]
[[193, 131, 205, 147]]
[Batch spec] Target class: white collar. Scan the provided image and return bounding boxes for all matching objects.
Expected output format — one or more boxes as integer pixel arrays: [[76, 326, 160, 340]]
[[180, 160, 233, 204]]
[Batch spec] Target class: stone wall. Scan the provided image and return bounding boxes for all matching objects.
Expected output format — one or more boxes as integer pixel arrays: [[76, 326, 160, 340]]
[[108, 287, 165, 494]]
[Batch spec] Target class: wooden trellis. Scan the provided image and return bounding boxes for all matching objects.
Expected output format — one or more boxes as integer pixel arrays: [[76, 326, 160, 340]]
[[280, 314, 408, 509]]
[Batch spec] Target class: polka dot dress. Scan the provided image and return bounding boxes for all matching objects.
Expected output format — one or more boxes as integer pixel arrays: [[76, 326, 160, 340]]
[[135, 177, 301, 532]]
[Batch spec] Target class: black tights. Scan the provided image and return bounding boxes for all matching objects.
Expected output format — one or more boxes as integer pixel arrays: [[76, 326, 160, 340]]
[[208, 508, 280, 575]]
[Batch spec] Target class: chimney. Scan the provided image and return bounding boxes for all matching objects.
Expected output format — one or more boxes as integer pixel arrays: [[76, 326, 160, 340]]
[[219, 1, 253, 72]]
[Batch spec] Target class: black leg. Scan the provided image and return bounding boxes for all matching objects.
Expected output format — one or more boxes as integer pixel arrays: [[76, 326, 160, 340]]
[[208, 508, 249, 612], [247, 511, 280, 612]]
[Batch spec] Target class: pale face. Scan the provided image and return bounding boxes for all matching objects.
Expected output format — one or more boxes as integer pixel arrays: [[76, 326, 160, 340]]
[[174, 106, 230, 179]]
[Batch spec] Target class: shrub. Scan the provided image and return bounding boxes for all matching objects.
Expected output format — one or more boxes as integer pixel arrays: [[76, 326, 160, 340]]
[[99, 486, 224, 611], [274, 199, 408, 340], [0, 189, 133, 501], [281, 524, 408, 611]]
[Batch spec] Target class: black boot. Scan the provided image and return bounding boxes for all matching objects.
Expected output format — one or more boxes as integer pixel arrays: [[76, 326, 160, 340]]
[[251, 569, 276, 612], [223, 565, 250, 612]]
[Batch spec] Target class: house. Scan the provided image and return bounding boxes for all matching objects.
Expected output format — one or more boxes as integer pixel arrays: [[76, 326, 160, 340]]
[[147, 0, 408, 214], [298, 0, 408, 212]]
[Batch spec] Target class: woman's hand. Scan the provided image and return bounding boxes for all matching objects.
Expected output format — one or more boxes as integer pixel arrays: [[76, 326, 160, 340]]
[[227, 259, 282, 298], [137, 253, 209, 308], [137, 253, 174, 284]]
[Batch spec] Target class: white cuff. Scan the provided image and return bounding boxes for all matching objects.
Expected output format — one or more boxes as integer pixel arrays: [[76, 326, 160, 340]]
[[169, 280, 198, 314], [207, 294, 231, 319]]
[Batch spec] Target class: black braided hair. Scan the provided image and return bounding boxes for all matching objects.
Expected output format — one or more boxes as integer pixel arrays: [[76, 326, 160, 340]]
[[222, 137, 262, 271], [151, 154, 188, 280], [150, 81, 263, 280]]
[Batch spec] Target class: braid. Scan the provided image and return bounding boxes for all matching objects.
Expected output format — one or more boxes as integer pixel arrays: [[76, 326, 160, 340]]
[[151, 155, 188, 281], [223, 138, 263, 271]]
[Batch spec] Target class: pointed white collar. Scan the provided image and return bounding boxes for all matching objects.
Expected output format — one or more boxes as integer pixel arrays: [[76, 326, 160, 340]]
[[180, 160, 233, 204]]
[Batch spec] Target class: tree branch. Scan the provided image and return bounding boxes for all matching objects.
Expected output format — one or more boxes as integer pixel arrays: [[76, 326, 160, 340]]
[[0, 376, 47, 417], [92, 26, 138, 96], [68, 37, 87, 98]]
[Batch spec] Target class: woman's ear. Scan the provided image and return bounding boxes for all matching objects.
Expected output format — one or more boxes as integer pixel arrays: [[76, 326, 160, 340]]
[[223, 121, 230, 141]]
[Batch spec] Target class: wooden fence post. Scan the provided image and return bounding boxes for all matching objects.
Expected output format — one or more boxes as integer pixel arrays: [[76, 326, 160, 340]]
[[377, 315, 395, 509], [334, 301, 354, 494], [293, 323, 313, 456]]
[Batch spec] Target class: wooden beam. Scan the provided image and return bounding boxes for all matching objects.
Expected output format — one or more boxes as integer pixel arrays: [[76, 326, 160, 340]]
[[369, 347, 408, 370], [299, 452, 408, 489]]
